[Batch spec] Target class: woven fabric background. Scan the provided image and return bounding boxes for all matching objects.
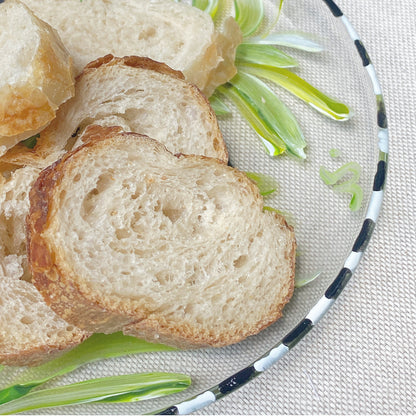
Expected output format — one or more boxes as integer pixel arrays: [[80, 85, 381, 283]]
[[0, 1, 414, 415], [203, 0, 416, 414]]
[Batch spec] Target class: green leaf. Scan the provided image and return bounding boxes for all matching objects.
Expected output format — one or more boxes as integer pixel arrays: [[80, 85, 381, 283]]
[[229, 72, 307, 158], [20, 134, 39, 149], [0, 373, 191, 414], [245, 32, 324, 52], [234, 0, 264, 37], [209, 93, 231, 116], [245, 171, 278, 196], [216, 85, 286, 156], [239, 65, 351, 121], [236, 44, 298, 68], [192, 0, 219, 18], [319, 162, 363, 211], [319, 162, 361, 185], [0, 333, 175, 405], [295, 271, 322, 288]]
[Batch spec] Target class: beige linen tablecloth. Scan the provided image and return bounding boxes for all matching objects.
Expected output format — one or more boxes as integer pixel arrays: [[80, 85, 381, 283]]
[[202, 1, 416, 414]]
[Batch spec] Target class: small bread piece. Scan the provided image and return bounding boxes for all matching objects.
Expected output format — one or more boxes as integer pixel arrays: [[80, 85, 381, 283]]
[[0, 0, 75, 157], [28, 125, 296, 348], [0, 166, 88, 366], [20, 0, 241, 95], [3, 55, 227, 168]]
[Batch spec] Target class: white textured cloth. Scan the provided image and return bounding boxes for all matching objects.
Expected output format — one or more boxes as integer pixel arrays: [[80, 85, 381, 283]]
[[0, 1, 414, 415], [204, 0, 416, 414]]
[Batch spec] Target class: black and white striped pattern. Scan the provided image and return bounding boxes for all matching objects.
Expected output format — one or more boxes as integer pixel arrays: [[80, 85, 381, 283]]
[[156, 1, 388, 414]]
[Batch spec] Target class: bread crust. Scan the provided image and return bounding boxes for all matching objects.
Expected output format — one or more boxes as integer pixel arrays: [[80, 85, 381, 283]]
[[2, 55, 227, 168], [28, 126, 295, 348], [0, 0, 75, 156], [0, 331, 88, 367], [28, 128, 141, 333]]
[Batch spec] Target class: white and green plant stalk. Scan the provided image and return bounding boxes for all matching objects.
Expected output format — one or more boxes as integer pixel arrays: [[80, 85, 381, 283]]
[[0, 333, 175, 405], [0, 373, 191, 414]]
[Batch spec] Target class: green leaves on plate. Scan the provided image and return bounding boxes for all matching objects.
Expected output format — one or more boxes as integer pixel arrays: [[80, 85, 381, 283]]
[[217, 83, 286, 157], [21, 134, 39, 149], [245, 171, 278, 196], [226, 72, 307, 158], [209, 93, 231, 116], [319, 161, 363, 211], [0, 333, 175, 405], [239, 65, 351, 121], [236, 43, 298, 68], [0, 373, 191, 414], [244, 32, 324, 52], [233, 0, 264, 37], [192, 0, 219, 18]]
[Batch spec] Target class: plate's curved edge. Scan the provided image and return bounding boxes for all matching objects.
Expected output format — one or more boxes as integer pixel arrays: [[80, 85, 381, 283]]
[[153, 1, 389, 414]]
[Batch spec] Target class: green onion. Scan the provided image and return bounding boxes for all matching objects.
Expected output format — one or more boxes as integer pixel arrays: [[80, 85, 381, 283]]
[[229, 72, 307, 158], [295, 271, 322, 288], [0, 373, 191, 414], [192, 0, 219, 19], [245, 171, 278, 196], [217, 84, 286, 156], [0, 333, 175, 405], [20, 134, 39, 149], [319, 161, 361, 185], [234, 0, 264, 37], [209, 93, 231, 116], [239, 65, 351, 121], [244, 32, 324, 52], [236, 44, 298, 68], [319, 162, 363, 211]]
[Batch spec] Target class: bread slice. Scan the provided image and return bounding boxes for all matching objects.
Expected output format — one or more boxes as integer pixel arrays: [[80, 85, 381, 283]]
[[2, 55, 227, 168], [0, 0, 75, 157], [0, 165, 88, 367], [20, 0, 241, 96], [28, 125, 296, 349]]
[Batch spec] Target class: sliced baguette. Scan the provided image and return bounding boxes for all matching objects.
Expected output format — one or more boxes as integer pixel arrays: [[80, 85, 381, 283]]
[[0, 166, 88, 367], [28, 125, 296, 348], [0, 0, 75, 157], [3, 55, 227, 168], [20, 0, 241, 96]]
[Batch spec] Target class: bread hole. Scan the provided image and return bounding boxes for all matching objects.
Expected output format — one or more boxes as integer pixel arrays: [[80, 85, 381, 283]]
[[81, 188, 99, 217], [256, 231, 263, 238], [155, 271, 169, 285], [116, 228, 130, 240], [233, 255, 248, 269], [96, 172, 115, 192], [162, 207, 183, 223], [131, 188, 142, 200], [138, 26, 156, 40], [73, 173, 81, 182], [66, 325, 74, 332], [20, 316, 34, 325]]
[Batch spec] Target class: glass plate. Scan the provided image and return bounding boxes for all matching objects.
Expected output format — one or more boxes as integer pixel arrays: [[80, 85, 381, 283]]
[[0, 0, 388, 414]]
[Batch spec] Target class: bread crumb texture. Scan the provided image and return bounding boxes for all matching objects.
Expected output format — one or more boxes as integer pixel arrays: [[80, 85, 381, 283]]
[[19, 0, 241, 95], [0, 166, 87, 367], [29, 126, 296, 349], [0, 0, 75, 156]]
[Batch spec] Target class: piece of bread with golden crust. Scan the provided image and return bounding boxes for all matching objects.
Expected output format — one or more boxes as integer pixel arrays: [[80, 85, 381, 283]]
[[0, 0, 75, 157], [20, 0, 242, 96], [0, 165, 88, 367], [3, 55, 227, 168], [28, 125, 296, 349]]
